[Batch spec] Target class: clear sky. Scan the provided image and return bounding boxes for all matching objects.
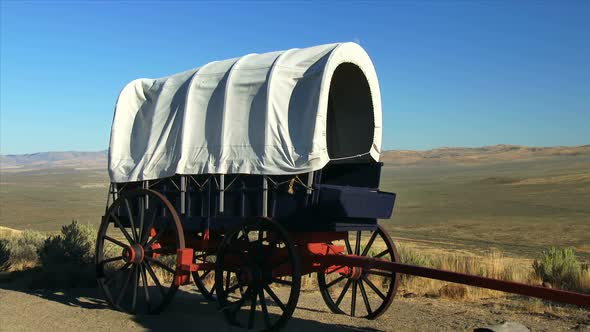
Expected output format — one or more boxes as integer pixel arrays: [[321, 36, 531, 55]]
[[1, 1, 588, 154]]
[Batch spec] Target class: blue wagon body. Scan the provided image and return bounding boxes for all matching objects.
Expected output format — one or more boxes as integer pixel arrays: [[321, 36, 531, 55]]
[[114, 162, 395, 233]]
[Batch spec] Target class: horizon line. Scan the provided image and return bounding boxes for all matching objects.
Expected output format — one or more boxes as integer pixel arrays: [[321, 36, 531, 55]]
[[2, 143, 589, 157]]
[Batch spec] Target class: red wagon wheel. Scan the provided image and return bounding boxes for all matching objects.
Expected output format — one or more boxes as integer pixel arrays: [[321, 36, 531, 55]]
[[215, 218, 301, 331], [317, 225, 400, 319], [96, 188, 185, 314]]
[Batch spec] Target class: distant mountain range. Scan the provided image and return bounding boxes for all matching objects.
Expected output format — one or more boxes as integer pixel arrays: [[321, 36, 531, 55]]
[[380, 144, 590, 166], [0, 151, 107, 171], [1, 145, 589, 171]]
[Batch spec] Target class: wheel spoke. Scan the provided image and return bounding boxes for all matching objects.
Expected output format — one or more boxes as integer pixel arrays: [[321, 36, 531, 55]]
[[354, 231, 361, 256], [226, 282, 241, 295], [140, 264, 151, 309], [145, 257, 176, 274], [143, 261, 166, 297], [248, 290, 256, 329], [326, 274, 347, 288], [263, 285, 285, 311], [137, 198, 145, 244], [344, 237, 352, 254], [124, 198, 139, 242], [109, 214, 134, 245], [141, 209, 157, 245], [100, 255, 123, 265], [259, 288, 271, 328], [351, 280, 357, 317], [365, 270, 393, 278], [359, 280, 373, 315], [200, 269, 212, 280], [335, 279, 352, 307], [104, 262, 131, 286], [362, 275, 386, 300], [131, 264, 139, 312], [230, 287, 250, 314], [374, 249, 389, 259], [116, 266, 134, 306], [361, 231, 378, 257], [104, 235, 128, 249]]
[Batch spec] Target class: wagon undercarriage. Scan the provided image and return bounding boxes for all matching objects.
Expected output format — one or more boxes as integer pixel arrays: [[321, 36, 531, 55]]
[[96, 166, 406, 331], [96, 172, 589, 331]]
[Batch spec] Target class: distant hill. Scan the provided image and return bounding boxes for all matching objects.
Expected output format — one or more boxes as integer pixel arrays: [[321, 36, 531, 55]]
[[380, 144, 590, 166], [0, 150, 107, 171], [1, 145, 589, 172]]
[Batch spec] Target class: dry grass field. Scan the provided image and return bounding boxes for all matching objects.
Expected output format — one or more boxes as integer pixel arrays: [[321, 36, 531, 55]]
[[1, 145, 589, 297], [2, 145, 588, 259]]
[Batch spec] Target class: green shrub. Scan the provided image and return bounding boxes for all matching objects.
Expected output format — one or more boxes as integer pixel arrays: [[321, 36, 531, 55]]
[[398, 245, 430, 267], [36, 220, 97, 288], [0, 239, 10, 271], [0, 230, 45, 270], [533, 247, 583, 291], [397, 245, 430, 282], [38, 220, 95, 267]]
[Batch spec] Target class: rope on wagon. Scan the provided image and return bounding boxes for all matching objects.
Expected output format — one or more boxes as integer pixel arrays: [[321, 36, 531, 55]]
[[264, 176, 293, 188], [329, 151, 371, 161], [264, 175, 315, 193], [294, 176, 315, 191]]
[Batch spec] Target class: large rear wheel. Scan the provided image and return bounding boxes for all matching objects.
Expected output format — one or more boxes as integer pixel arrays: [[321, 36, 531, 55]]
[[96, 188, 185, 314]]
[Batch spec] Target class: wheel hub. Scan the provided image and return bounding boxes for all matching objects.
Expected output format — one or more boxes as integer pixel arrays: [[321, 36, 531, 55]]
[[349, 266, 363, 280], [122, 244, 144, 264]]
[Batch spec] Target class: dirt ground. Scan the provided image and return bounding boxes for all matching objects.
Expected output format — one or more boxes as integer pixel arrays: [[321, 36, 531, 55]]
[[0, 284, 588, 332]]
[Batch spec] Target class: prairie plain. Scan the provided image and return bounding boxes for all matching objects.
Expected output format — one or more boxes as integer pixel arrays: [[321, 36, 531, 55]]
[[1, 145, 589, 331], [1, 145, 589, 261]]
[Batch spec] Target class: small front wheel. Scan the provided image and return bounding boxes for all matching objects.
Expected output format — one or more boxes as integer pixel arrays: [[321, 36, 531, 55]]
[[317, 225, 400, 319]]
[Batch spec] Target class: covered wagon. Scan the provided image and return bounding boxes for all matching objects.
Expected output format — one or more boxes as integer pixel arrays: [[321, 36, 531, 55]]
[[97, 42, 400, 331]]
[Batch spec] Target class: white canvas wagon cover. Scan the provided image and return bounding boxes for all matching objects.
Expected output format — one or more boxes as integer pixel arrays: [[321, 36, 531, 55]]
[[109, 42, 382, 182]]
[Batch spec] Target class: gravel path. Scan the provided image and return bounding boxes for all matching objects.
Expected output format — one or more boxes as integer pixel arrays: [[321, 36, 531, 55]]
[[0, 285, 588, 331]]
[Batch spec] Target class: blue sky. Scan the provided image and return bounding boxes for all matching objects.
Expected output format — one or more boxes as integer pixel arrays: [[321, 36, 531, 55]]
[[1, 1, 588, 154]]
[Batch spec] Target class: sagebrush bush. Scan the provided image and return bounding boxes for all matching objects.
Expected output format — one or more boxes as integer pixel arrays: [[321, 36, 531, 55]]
[[0, 239, 11, 271], [0, 230, 45, 270], [36, 220, 97, 288], [533, 247, 584, 291], [38, 220, 95, 266]]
